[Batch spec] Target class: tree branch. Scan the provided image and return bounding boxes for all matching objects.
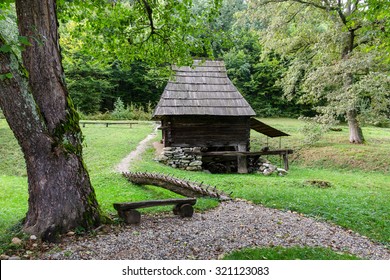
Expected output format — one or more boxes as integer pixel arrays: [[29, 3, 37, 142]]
[[261, 0, 350, 27], [335, 0, 348, 26], [139, 0, 155, 34], [261, 0, 333, 11]]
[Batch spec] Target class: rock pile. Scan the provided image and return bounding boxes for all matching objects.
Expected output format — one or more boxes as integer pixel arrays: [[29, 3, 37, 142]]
[[257, 159, 288, 176], [155, 147, 203, 171]]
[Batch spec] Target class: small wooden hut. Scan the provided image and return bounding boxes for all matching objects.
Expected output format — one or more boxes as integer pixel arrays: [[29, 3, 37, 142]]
[[153, 59, 291, 173], [153, 60, 255, 149]]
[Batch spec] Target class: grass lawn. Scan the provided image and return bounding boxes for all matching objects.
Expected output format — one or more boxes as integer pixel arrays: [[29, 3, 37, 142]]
[[223, 246, 361, 260], [133, 144, 390, 246], [0, 118, 389, 258]]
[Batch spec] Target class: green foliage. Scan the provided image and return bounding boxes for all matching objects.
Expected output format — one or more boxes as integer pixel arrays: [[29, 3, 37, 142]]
[[223, 246, 361, 260], [78, 99, 153, 121], [58, 0, 311, 119], [359, 0, 390, 62], [59, 15, 170, 115], [58, 0, 222, 66], [298, 119, 327, 146]]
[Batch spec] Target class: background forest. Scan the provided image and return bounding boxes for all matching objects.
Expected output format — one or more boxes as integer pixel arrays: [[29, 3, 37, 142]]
[[59, 0, 316, 119], [2, 0, 389, 130]]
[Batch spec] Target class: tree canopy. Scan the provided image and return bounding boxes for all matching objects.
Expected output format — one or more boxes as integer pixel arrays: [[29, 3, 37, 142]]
[[242, 0, 390, 143]]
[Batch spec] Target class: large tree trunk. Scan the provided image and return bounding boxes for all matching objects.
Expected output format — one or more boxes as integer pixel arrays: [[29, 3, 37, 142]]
[[0, 0, 101, 241], [342, 30, 364, 145], [347, 109, 365, 144]]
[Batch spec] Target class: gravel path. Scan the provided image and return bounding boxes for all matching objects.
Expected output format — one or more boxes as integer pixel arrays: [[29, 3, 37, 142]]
[[44, 127, 389, 260], [43, 200, 389, 260]]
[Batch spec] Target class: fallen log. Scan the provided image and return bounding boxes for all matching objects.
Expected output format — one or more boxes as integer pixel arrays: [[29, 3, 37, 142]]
[[122, 172, 231, 201]]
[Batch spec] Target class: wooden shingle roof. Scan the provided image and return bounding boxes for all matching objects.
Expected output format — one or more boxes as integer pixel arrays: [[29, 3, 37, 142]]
[[152, 60, 256, 118]]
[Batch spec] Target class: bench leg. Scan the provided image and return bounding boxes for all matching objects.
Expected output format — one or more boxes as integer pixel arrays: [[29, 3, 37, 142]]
[[173, 204, 180, 215], [178, 204, 194, 218], [120, 209, 141, 224]]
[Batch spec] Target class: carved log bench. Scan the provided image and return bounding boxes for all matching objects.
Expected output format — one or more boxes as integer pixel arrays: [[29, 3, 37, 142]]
[[113, 198, 197, 224]]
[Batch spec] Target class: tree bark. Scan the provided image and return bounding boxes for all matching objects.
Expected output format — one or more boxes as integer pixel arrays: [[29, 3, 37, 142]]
[[343, 66, 364, 144], [0, 0, 101, 240], [347, 109, 365, 144]]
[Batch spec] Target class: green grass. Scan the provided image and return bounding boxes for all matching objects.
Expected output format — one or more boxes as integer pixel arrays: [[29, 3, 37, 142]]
[[223, 247, 361, 260], [132, 146, 390, 245], [1, 118, 389, 259], [75, 122, 198, 214], [131, 122, 390, 246], [250, 118, 390, 173]]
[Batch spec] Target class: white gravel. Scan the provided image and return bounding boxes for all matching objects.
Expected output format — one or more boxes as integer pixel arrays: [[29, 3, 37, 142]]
[[43, 200, 390, 260]]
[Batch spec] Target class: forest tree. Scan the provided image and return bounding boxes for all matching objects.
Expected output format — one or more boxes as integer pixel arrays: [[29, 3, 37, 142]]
[[247, 0, 390, 143]]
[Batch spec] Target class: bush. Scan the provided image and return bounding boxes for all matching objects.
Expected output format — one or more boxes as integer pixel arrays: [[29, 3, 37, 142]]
[[111, 98, 134, 120], [128, 102, 153, 121], [78, 98, 153, 121], [299, 119, 326, 146]]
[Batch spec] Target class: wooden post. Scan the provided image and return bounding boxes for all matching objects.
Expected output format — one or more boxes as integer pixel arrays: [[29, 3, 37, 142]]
[[121, 209, 141, 224], [179, 204, 194, 217], [283, 152, 289, 171], [237, 144, 248, 174]]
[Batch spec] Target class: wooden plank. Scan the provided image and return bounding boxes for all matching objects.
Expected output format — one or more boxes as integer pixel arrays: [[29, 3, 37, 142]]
[[237, 144, 248, 174], [79, 121, 138, 128], [283, 153, 289, 171], [113, 198, 197, 211]]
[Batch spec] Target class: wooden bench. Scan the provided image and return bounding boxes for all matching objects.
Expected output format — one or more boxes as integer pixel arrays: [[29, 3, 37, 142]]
[[113, 198, 197, 224], [79, 121, 138, 128]]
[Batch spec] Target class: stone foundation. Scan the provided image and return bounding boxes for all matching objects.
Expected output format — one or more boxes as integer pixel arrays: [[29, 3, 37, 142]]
[[155, 146, 288, 176], [155, 147, 203, 171]]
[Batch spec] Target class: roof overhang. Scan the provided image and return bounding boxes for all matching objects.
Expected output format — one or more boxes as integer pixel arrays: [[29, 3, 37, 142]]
[[250, 118, 289, 137]]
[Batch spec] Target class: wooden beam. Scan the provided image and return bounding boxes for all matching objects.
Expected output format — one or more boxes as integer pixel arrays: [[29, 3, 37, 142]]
[[113, 198, 197, 211], [79, 121, 138, 128], [196, 149, 294, 156], [237, 144, 248, 174], [283, 152, 289, 171]]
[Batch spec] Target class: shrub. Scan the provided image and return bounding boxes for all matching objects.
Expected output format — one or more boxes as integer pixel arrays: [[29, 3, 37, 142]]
[[78, 98, 153, 121]]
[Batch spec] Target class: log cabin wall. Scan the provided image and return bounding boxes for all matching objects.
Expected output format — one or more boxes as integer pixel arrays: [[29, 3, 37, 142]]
[[162, 116, 250, 149]]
